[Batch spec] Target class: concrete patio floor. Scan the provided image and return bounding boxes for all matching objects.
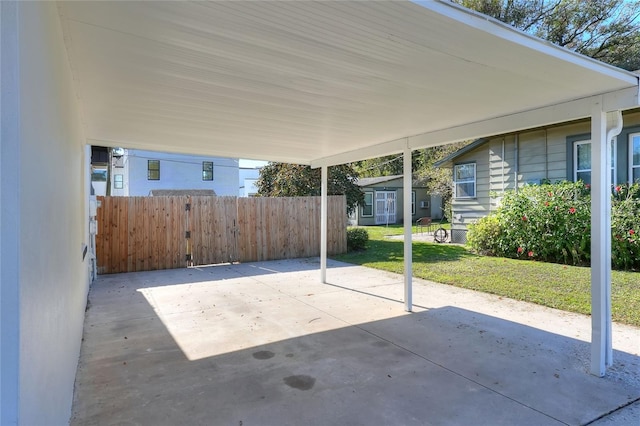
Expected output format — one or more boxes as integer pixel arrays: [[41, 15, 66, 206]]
[[71, 259, 640, 425]]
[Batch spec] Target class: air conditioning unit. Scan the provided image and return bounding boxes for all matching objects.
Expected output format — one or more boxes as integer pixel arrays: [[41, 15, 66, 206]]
[[112, 147, 125, 157], [420, 200, 429, 208]]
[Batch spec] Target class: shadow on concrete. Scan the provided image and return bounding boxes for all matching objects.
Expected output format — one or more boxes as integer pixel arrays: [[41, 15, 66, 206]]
[[72, 263, 640, 426]]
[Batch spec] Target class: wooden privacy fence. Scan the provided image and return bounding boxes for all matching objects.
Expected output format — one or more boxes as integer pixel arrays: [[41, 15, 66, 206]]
[[95, 195, 347, 274]]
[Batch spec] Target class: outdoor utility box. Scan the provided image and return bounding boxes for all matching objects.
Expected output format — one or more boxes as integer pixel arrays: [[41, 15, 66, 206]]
[[89, 199, 98, 217]]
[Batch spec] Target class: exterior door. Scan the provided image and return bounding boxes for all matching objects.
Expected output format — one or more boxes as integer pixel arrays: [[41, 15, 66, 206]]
[[375, 191, 396, 225]]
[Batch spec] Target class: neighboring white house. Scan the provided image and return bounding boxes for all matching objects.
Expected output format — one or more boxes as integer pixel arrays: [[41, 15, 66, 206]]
[[108, 149, 239, 196], [238, 159, 266, 197], [90, 146, 109, 196]]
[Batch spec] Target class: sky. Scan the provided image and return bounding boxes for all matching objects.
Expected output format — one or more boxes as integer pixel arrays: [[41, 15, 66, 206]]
[[239, 159, 268, 168]]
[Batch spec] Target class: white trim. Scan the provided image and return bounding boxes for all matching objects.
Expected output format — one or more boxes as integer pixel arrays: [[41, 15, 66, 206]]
[[573, 139, 617, 185], [374, 191, 397, 225], [453, 163, 476, 199], [574, 140, 592, 182], [411, 191, 416, 216], [360, 191, 374, 218]]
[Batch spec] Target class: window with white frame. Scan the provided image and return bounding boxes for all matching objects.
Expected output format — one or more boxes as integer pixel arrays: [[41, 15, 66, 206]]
[[574, 141, 591, 184], [202, 161, 213, 181], [114, 174, 124, 189], [411, 191, 416, 215], [361, 192, 373, 217], [454, 163, 476, 198], [630, 133, 640, 183], [573, 140, 616, 185], [147, 160, 160, 180]]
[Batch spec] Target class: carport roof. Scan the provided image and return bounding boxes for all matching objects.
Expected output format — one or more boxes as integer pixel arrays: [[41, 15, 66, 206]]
[[57, 0, 639, 166]]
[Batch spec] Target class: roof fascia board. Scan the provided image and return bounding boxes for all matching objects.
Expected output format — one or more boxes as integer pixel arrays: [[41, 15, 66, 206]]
[[311, 86, 639, 168], [433, 138, 488, 168], [420, 1, 638, 85]]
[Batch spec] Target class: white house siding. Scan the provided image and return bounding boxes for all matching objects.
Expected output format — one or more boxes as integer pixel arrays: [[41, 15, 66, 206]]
[[121, 150, 239, 196], [239, 166, 261, 197], [109, 152, 130, 196], [3, 2, 90, 424]]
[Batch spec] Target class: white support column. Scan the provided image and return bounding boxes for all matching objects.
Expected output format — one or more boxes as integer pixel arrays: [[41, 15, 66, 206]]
[[590, 104, 621, 376], [604, 110, 622, 367], [403, 147, 412, 312], [320, 165, 328, 283]]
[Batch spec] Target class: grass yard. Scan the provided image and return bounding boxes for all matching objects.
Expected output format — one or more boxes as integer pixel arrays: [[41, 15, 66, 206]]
[[334, 225, 640, 327]]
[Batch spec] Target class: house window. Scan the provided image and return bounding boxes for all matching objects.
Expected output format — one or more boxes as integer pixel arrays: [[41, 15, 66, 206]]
[[573, 140, 616, 185], [114, 174, 124, 189], [411, 191, 416, 215], [454, 163, 476, 198], [202, 161, 213, 181], [91, 168, 107, 182], [361, 192, 373, 217], [631, 133, 640, 183], [147, 160, 160, 180], [574, 141, 591, 184]]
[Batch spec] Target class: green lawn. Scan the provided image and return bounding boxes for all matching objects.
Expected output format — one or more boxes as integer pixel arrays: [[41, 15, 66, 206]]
[[334, 225, 640, 327]]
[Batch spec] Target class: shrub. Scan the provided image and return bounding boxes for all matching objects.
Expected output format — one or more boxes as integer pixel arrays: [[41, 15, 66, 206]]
[[347, 227, 369, 251], [467, 181, 640, 270], [467, 215, 501, 256], [611, 184, 640, 270]]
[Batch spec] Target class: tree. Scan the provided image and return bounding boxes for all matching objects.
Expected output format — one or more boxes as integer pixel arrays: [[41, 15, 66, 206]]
[[453, 0, 640, 70], [352, 151, 427, 178], [256, 163, 364, 215], [417, 142, 471, 220]]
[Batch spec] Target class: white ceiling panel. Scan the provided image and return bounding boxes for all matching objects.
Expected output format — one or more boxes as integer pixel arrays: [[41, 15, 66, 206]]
[[57, 0, 638, 165]]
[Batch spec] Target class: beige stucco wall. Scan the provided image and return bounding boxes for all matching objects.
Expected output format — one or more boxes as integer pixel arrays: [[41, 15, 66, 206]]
[[3, 2, 90, 424]]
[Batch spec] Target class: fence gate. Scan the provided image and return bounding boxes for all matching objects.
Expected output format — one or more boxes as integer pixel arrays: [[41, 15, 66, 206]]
[[187, 196, 238, 266]]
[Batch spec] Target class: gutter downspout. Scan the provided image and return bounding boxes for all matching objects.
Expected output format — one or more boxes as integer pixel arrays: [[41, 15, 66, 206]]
[[590, 106, 623, 377]]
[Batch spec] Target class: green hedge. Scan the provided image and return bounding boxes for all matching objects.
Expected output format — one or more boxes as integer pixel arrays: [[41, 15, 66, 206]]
[[467, 182, 640, 270], [347, 227, 369, 251]]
